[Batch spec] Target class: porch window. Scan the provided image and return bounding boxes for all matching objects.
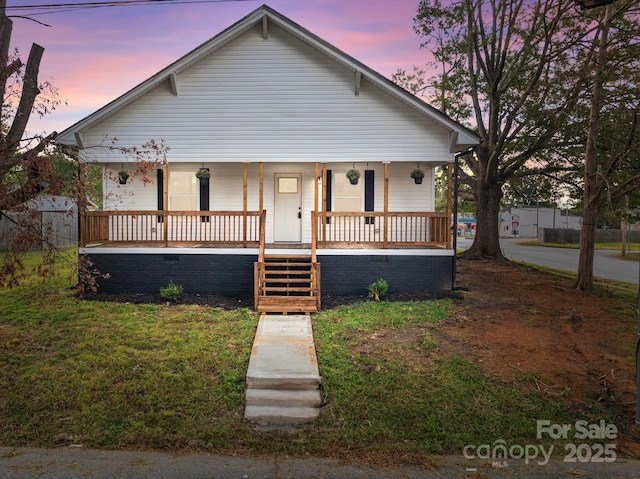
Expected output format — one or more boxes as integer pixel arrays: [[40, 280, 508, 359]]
[[333, 171, 362, 211], [169, 172, 198, 210]]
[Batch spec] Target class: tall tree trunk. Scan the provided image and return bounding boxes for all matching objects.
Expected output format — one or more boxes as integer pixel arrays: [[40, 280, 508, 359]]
[[576, 195, 598, 290], [461, 165, 504, 260], [575, 7, 611, 291]]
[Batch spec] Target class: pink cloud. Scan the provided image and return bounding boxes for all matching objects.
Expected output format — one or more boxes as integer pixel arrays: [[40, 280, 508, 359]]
[[11, 0, 432, 135]]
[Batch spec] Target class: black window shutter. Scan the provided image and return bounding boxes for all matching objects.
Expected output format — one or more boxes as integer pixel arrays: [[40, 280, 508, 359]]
[[365, 169, 374, 224], [199, 169, 210, 222], [325, 169, 332, 224], [157, 169, 164, 223]]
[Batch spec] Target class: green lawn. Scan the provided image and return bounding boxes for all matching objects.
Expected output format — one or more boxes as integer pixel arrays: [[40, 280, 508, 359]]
[[0, 252, 588, 459], [519, 240, 640, 251]]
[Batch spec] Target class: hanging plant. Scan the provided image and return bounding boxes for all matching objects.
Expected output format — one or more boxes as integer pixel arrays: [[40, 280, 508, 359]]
[[410, 167, 425, 184], [195, 167, 210, 180], [118, 170, 129, 184], [346, 168, 360, 185]]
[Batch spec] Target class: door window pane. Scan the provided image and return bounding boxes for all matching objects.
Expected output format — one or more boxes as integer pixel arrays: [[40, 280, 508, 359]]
[[278, 177, 299, 194]]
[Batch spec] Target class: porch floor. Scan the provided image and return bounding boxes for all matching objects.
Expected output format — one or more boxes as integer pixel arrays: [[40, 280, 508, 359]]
[[81, 242, 448, 250]]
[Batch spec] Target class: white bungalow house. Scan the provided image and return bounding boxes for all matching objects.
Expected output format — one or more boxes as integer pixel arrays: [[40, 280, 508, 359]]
[[56, 5, 478, 313]]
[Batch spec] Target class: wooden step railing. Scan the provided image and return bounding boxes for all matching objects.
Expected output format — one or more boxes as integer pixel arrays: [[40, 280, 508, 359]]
[[254, 256, 320, 314]]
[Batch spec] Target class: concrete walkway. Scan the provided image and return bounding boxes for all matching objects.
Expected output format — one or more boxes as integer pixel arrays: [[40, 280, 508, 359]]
[[244, 315, 322, 425]]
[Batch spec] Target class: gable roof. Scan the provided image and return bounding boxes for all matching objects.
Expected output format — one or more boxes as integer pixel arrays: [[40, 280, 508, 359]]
[[56, 4, 478, 151], [24, 194, 76, 213]]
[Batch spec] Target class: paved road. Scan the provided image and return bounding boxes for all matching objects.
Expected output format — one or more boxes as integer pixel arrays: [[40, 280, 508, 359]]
[[458, 238, 639, 285], [1, 447, 639, 478]]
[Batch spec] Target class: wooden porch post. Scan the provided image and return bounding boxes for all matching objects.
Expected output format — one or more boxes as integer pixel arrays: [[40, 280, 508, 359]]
[[243, 162, 248, 247], [258, 162, 264, 213], [447, 163, 453, 248], [322, 163, 327, 245], [312, 162, 319, 261], [314, 162, 319, 216], [163, 163, 169, 247], [383, 162, 389, 248]]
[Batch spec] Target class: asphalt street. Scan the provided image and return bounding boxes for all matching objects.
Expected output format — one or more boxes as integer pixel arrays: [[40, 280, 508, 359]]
[[458, 237, 639, 285], [1, 447, 639, 479]]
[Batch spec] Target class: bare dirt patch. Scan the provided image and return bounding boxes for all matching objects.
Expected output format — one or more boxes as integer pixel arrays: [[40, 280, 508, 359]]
[[446, 259, 639, 456]]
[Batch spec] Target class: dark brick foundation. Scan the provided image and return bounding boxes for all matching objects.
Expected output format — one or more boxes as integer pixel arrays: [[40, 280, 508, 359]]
[[318, 254, 453, 295], [83, 252, 454, 298]]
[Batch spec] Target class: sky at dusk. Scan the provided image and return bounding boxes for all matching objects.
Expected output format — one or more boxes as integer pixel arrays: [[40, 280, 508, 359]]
[[7, 0, 430, 137]]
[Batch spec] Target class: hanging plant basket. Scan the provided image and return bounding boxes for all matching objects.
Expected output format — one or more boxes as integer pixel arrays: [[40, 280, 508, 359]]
[[118, 171, 129, 184], [346, 169, 360, 185], [195, 168, 210, 180], [410, 168, 425, 185]]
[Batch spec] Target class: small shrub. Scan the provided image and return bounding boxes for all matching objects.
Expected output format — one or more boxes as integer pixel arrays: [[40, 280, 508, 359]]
[[367, 278, 388, 301], [160, 281, 184, 302]]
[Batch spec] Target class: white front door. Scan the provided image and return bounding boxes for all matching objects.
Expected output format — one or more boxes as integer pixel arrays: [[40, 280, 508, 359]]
[[274, 173, 302, 242]]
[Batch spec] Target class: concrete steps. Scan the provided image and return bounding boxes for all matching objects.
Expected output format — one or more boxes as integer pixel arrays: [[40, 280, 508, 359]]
[[244, 405, 319, 426], [244, 315, 321, 426], [246, 389, 322, 408]]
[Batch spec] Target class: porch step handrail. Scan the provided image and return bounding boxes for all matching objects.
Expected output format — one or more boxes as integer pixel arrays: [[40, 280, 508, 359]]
[[258, 210, 266, 263]]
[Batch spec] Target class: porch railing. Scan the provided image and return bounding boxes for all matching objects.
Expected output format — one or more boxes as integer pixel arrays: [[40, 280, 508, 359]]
[[81, 210, 262, 247], [313, 211, 450, 248], [81, 210, 450, 248]]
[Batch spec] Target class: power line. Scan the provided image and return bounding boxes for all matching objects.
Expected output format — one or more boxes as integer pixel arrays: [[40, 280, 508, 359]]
[[7, 0, 254, 16]]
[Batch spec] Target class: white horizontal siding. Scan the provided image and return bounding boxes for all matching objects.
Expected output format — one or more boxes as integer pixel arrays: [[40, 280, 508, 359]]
[[388, 163, 435, 212], [104, 166, 157, 211], [81, 21, 451, 165]]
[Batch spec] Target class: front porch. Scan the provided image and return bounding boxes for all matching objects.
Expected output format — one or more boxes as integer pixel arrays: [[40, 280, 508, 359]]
[[79, 161, 456, 312], [79, 210, 451, 250], [80, 209, 452, 313], [76, 166, 461, 311]]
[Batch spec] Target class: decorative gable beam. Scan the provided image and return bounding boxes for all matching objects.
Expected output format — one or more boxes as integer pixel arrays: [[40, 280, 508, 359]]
[[262, 16, 268, 39], [74, 132, 84, 149], [354, 70, 362, 96], [169, 73, 179, 96]]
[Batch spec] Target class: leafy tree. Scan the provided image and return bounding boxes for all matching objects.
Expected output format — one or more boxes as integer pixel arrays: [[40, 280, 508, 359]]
[[573, 1, 640, 290], [412, 0, 589, 259], [433, 165, 476, 214], [0, 0, 63, 286], [502, 174, 559, 209], [0, 2, 166, 289]]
